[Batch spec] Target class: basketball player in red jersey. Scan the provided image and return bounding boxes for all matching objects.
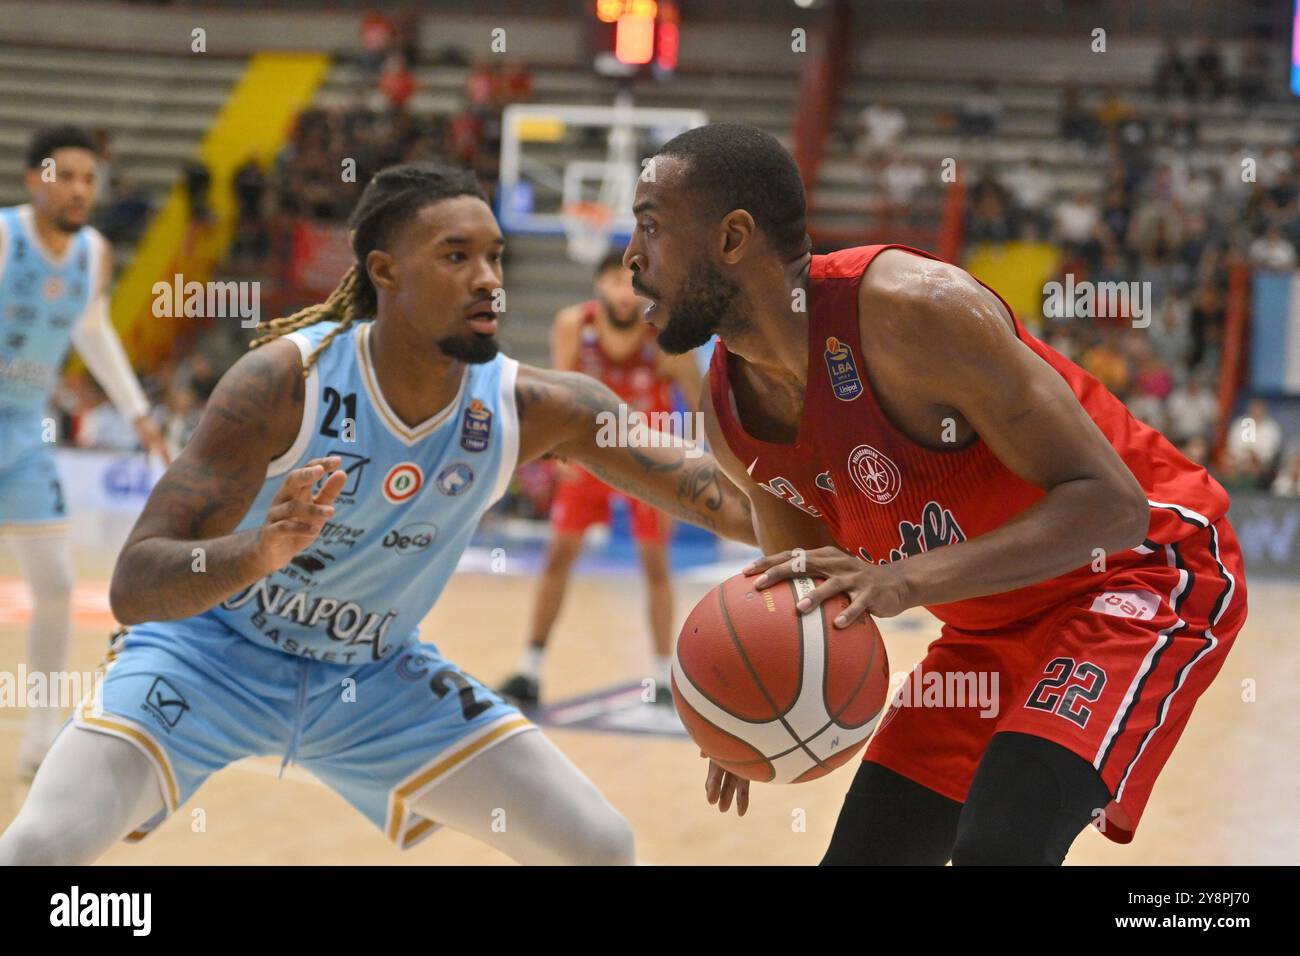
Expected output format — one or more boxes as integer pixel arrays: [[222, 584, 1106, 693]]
[[499, 253, 702, 707], [624, 124, 1247, 864]]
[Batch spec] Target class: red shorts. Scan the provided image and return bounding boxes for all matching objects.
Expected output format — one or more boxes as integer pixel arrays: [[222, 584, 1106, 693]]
[[549, 468, 670, 544], [864, 515, 1247, 844]]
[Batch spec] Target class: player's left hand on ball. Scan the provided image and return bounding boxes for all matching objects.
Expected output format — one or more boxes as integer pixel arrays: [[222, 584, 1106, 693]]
[[745, 546, 910, 624], [703, 753, 749, 817]]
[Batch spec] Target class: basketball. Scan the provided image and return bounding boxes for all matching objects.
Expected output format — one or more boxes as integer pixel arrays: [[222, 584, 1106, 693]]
[[671, 573, 890, 784]]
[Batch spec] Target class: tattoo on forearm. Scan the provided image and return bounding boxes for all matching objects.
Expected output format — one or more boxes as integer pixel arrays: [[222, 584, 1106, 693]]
[[677, 460, 724, 512], [629, 446, 682, 474]]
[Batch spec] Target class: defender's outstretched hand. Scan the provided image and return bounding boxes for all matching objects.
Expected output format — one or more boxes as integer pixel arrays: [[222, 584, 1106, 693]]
[[254, 456, 347, 572]]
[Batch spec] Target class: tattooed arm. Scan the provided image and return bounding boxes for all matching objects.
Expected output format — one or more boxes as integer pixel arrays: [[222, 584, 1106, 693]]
[[515, 365, 756, 545], [109, 340, 347, 624]]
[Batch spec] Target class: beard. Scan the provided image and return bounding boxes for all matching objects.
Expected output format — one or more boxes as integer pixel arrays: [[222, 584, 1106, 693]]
[[438, 332, 500, 364], [54, 211, 86, 234], [602, 298, 641, 331], [655, 259, 743, 355]]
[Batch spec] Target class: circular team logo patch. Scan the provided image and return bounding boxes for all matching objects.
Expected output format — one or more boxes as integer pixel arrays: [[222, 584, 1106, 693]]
[[846, 444, 902, 504], [382, 462, 424, 504], [436, 462, 475, 497]]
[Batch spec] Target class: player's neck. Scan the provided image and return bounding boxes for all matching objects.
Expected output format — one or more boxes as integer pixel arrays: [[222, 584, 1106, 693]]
[[30, 209, 74, 259], [367, 317, 466, 428], [723, 253, 811, 385]]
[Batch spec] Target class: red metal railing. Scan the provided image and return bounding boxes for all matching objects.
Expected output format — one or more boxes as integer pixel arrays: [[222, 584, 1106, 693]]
[[792, 0, 853, 237], [1213, 260, 1251, 466]]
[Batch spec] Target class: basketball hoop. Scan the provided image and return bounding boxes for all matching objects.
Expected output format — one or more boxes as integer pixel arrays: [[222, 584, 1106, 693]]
[[562, 200, 614, 266]]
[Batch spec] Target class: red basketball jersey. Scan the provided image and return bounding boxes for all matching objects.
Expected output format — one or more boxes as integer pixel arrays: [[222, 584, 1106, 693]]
[[709, 244, 1231, 631], [574, 300, 673, 414]]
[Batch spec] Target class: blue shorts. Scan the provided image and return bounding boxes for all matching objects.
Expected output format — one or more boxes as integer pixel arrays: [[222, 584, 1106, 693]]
[[74, 615, 535, 849], [0, 434, 67, 529]]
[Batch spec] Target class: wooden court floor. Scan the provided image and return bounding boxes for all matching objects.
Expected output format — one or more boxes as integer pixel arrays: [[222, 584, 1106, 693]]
[[1, 548, 1296, 865]]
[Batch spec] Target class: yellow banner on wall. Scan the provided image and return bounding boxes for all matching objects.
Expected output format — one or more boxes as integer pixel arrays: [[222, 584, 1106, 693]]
[[963, 241, 1060, 334], [96, 52, 330, 373]]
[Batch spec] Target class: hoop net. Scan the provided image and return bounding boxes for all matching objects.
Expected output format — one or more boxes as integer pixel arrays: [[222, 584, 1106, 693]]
[[562, 200, 614, 266]]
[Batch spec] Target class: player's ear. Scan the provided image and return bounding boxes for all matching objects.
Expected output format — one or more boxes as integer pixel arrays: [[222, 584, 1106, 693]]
[[719, 209, 756, 265], [365, 248, 397, 293]]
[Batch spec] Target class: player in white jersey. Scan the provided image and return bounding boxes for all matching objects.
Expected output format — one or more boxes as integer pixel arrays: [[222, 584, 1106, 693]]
[[0, 127, 168, 777], [0, 162, 754, 865]]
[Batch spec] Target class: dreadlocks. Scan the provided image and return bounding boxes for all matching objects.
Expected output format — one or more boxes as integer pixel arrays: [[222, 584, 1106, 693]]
[[251, 161, 489, 376]]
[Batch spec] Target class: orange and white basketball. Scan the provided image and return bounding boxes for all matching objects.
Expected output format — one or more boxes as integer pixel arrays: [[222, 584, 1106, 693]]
[[671, 573, 891, 783]]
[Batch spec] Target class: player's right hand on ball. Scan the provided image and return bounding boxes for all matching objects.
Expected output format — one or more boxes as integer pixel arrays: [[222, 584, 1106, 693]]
[[704, 753, 749, 817], [255, 456, 347, 572]]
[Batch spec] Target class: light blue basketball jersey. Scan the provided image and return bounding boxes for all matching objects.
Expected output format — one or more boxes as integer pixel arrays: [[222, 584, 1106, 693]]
[[189, 319, 519, 664], [0, 204, 101, 426]]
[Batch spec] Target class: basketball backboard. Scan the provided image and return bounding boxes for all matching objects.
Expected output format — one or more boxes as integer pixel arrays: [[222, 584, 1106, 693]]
[[498, 97, 707, 261]]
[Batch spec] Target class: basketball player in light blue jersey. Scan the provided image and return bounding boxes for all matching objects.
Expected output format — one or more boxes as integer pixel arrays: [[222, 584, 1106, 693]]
[[0, 162, 755, 865], [0, 127, 168, 777]]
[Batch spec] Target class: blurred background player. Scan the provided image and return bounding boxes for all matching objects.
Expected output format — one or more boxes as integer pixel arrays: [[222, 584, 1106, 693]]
[[498, 253, 702, 707], [0, 126, 167, 777]]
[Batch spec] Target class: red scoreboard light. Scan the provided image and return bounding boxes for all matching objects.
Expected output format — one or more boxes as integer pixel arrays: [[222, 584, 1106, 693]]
[[594, 0, 680, 75]]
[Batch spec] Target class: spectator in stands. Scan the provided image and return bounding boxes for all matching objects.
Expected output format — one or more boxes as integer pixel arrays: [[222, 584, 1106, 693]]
[[179, 353, 220, 404], [1053, 189, 1102, 269], [75, 380, 139, 452], [1001, 157, 1055, 237], [1190, 37, 1227, 100], [879, 149, 926, 208], [1237, 37, 1272, 105], [466, 58, 497, 117], [183, 159, 213, 226], [1220, 141, 1254, 204], [447, 109, 483, 170], [358, 9, 396, 80], [966, 173, 1017, 243], [1099, 184, 1132, 247], [1043, 323, 1084, 362], [1160, 102, 1199, 151], [92, 128, 114, 185], [1149, 293, 1194, 370], [503, 61, 535, 104], [1081, 337, 1131, 397], [1186, 278, 1226, 371], [1248, 223, 1298, 271], [957, 78, 1002, 138], [229, 158, 269, 274], [1059, 84, 1101, 149], [378, 51, 416, 112], [1225, 398, 1284, 487], [158, 379, 203, 461], [1271, 447, 1300, 496], [1165, 373, 1219, 445], [857, 99, 906, 158], [1097, 86, 1136, 138], [1153, 39, 1193, 100], [1177, 210, 1217, 274], [95, 172, 152, 246], [1132, 342, 1174, 402]]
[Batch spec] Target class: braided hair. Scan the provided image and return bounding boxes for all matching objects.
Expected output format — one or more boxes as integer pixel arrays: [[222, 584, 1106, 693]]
[[251, 162, 489, 376]]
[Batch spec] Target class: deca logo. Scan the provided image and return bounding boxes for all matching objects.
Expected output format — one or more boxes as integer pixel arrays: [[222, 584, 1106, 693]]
[[381, 522, 437, 555]]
